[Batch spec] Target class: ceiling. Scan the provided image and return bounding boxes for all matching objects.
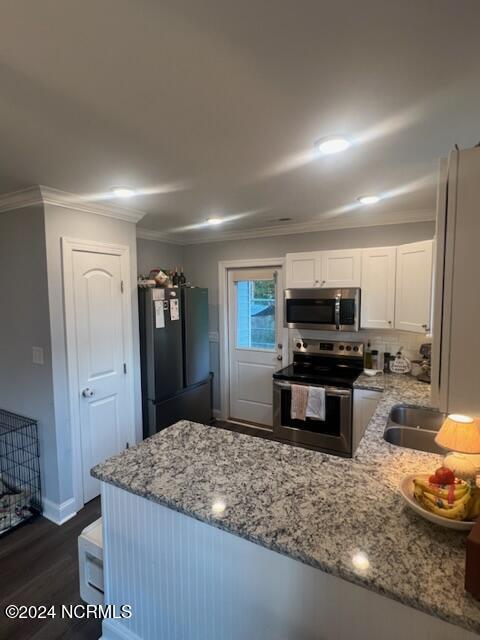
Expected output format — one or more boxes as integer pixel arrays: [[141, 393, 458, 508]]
[[1, 1, 479, 243]]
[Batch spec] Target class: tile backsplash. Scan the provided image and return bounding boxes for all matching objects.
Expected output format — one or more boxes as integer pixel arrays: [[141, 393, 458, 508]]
[[288, 328, 430, 368]]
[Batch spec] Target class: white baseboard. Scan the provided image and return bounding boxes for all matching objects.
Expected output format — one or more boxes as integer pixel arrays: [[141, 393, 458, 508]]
[[101, 619, 142, 640], [42, 496, 77, 525]]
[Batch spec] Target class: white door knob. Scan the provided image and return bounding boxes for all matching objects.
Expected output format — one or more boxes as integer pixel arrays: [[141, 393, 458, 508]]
[[82, 387, 95, 398]]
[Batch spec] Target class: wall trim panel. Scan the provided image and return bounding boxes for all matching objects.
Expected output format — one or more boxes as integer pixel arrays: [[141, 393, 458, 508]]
[[101, 483, 477, 640]]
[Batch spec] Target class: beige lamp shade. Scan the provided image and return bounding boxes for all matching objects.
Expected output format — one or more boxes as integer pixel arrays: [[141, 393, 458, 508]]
[[435, 414, 480, 453]]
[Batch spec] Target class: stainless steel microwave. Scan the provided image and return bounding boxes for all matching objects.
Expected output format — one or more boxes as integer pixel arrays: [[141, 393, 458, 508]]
[[284, 288, 361, 332]]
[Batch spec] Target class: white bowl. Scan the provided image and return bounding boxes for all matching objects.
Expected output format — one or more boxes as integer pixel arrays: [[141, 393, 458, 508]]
[[399, 473, 475, 531], [363, 368, 382, 377]]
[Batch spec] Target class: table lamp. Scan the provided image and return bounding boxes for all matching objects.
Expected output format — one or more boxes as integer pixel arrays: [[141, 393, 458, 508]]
[[435, 414, 480, 482]]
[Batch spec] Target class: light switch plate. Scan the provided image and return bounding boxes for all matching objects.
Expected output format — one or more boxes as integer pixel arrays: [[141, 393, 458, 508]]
[[208, 331, 219, 343], [32, 346, 44, 365]]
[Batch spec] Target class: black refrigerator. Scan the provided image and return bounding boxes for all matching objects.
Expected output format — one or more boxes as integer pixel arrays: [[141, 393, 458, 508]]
[[138, 287, 212, 438]]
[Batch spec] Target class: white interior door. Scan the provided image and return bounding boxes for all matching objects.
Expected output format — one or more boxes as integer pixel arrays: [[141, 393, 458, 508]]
[[72, 250, 130, 503], [228, 267, 283, 426]]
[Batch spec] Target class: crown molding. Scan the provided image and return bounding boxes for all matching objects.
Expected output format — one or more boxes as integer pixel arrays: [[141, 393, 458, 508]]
[[137, 208, 436, 246], [136, 227, 184, 245], [0, 185, 146, 223], [1, 185, 434, 243], [0, 185, 44, 213]]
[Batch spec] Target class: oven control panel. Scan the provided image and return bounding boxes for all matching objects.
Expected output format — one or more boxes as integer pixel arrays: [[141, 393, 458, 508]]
[[292, 339, 364, 357]]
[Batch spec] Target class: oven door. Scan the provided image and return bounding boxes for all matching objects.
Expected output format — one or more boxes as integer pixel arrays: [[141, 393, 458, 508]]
[[272, 380, 352, 455]]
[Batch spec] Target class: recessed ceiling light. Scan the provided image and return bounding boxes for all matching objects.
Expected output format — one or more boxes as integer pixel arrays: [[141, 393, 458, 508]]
[[316, 137, 351, 155], [357, 195, 381, 205], [111, 186, 136, 198], [207, 217, 223, 225]]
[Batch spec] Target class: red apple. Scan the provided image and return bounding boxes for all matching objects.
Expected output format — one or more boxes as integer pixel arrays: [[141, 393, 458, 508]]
[[434, 466, 455, 485]]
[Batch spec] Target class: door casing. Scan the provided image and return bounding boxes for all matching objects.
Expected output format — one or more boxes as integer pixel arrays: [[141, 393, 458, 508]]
[[218, 258, 287, 422], [62, 237, 136, 512]]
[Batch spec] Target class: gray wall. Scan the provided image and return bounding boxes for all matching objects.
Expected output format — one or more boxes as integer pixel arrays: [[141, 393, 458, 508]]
[[44, 204, 141, 506], [0, 206, 59, 503], [137, 237, 184, 276], [182, 221, 436, 411]]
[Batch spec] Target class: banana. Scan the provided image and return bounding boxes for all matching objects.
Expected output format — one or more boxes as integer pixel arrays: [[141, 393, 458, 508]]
[[418, 492, 469, 519], [427, 499, 469, 520], [421, 486, 471, 510], [412, 474, 476, 521], [413, 477, 468, 500], [467, 488, 480, 520]]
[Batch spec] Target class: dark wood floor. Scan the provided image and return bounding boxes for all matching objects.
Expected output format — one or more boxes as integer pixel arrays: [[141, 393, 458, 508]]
[[0, 498, 102, 640]]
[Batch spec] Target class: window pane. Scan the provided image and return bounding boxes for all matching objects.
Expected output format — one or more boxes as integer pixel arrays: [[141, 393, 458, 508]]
[[236, 279, 276, 350]]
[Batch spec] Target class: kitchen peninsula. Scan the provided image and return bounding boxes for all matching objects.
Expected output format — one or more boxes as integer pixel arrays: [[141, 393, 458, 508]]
[[93, 374, 480, 640]]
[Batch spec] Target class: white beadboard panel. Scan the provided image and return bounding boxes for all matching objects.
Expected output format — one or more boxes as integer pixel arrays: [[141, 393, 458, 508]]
[[101, 483, 477, 640]]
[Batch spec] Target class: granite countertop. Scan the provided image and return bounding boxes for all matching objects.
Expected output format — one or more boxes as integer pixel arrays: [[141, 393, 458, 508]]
[[92, 373, 480, 635], [354, 370, 387, 392]]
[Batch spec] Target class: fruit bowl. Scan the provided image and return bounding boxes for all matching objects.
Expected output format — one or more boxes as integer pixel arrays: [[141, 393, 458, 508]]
[[399, 474, 475, 531]]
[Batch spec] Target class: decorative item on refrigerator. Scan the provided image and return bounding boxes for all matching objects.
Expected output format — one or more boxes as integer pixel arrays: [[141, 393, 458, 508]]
[[170, 298, 179, 321], [154, 301, 165, 329]]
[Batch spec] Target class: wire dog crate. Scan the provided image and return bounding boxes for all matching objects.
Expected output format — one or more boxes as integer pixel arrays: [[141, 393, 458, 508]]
[[0, 409, 42, 535]]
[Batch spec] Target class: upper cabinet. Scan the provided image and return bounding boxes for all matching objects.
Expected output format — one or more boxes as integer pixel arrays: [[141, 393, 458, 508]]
[[394, 240, 433, 333], [321, 249, 362, 288], [285, 251, 322, 288], [361, 247, 396, 329], [286, 240, 434, 334], [285, 249, 361, 289]]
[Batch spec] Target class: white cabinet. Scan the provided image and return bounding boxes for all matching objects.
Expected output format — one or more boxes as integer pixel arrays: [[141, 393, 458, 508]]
[[395, 240, 433, 333], [285, 252, 322, 288], [361, 247, 396, 329], [353, 389, 382, 452], [432, 147, 480, 416], [286, 243, 433, 333], [321, 249, 362, 288], [285, 249, 361, 289]]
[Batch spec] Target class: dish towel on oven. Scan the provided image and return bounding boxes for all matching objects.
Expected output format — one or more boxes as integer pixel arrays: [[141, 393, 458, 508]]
[[290, 384, 309, 420], [306, 386, 326, 421]]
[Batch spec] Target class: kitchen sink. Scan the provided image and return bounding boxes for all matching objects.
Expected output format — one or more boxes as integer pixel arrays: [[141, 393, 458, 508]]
[[383, 404, 447, 454]]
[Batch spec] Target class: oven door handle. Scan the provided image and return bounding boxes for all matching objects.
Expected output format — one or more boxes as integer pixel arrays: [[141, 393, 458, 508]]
[[273, 380, 351, 397]]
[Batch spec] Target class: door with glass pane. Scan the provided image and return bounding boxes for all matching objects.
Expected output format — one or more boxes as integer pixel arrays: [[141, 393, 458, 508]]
[[228, 267, 283, 426]]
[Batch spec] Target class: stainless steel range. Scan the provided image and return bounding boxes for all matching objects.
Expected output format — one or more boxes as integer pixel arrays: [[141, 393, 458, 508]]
[[273, 339, 364, 456]]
